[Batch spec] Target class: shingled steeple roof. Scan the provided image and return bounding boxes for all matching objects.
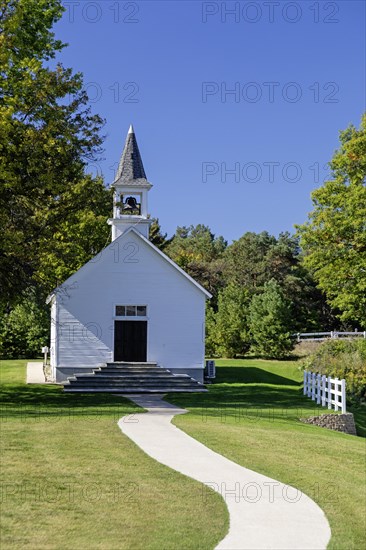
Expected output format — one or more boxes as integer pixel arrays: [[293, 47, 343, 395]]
[[114, 125, 149, 186]]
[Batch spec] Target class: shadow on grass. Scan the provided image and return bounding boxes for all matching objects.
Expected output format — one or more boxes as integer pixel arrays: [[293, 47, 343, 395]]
[[170, 366, 314, 419], [172, 384, 316, 411], [229, 354, 300, 362], [0, 383, 138, 420], [169, 390, 327, 429], [215, 366, 301, 386], [170, 365, 366, 437]]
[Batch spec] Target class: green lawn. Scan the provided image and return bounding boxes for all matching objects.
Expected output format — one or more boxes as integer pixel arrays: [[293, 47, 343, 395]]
[[0, 360, 228, 550], [169, 359, 366, 550], [2, 359, 365, 550]]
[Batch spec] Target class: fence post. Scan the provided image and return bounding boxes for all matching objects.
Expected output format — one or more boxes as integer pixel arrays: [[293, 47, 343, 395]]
[[321, 375, 326, 407], [311, 372, 316, 401], [341, 379, 346, 413], [327, 376, 332, 409], [334, 378, 340, 411], [303, 371, 307, 395], [316, 374, 321, 404]]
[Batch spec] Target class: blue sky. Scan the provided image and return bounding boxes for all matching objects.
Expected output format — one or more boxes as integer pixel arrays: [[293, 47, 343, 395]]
[[55, 0, 365, 243]]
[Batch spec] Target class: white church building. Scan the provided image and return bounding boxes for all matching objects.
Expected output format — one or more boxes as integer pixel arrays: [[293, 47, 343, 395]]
[[47, 126, 211, 389]]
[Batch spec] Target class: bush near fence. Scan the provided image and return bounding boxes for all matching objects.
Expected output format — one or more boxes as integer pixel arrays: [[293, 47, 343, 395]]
[[300, 339, 366, 403]]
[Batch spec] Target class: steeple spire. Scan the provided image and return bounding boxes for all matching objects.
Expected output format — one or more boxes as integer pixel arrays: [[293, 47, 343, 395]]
[[108, 125, 153, 242], [115, 125, 147, 184]]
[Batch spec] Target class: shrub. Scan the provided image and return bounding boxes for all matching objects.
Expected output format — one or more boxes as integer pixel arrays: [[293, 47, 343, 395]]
[[0, 291, 49, 358], [301, 339, 366, 402]]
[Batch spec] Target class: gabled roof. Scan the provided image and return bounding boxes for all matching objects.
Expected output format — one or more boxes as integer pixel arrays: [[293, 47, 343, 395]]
[[114, 125, 149, 187], [46, 227, 212, 303]]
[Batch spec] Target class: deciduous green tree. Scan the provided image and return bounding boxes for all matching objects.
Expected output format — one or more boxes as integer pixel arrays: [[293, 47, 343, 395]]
[[296, 115, 366, 324], [35, 176, 111, 290], [0, 0, 105, 303], [0, 288, 49, 358], [165, 224, 227, 267]]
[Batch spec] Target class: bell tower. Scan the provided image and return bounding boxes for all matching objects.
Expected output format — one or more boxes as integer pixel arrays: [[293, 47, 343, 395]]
[[108, 125, 153, 241]]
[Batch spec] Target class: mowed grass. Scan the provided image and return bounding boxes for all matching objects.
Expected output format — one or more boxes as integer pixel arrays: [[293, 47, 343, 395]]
[[0, 360, 228, 550], [169, 359, 366, 550]]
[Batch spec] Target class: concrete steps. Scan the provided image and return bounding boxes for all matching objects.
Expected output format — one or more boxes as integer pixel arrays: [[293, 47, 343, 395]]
[[63, 362, 207, 393]]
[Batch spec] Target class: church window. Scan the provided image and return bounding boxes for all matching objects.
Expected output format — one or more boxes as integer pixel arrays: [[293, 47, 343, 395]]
[[115, 305, 147, 317], [126, 305, 136, 316]]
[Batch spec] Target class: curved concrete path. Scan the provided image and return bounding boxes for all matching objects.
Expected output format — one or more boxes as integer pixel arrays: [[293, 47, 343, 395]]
[[118, 395, 331, 550]]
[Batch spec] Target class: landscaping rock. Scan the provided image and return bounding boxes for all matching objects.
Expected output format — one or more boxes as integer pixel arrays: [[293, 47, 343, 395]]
[[300, 413, 357, 436]]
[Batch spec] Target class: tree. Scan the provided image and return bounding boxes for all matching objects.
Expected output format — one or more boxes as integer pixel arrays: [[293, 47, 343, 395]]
[[0, 0, 105, 304], [149, 218, 171, 251], [0, 288, 49, 358], [205, 303, 218, 357], [208, 283, 251, 357], [249, 280, 294, 358], [35, 176, 111, 290], [165, 224, 227, 267], [165, 224, 227, 299], [296, 115, 366, 325], [223, 231, 276, 291], [223, 230, 337, 331]]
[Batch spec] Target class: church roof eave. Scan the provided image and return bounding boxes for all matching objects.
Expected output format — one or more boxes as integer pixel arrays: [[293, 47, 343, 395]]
[[112, 178, 153, 189]]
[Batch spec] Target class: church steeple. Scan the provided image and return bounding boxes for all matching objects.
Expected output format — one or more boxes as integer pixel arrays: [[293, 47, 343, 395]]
[[108, 126, 153, 241], [115, 124, 147, 184]]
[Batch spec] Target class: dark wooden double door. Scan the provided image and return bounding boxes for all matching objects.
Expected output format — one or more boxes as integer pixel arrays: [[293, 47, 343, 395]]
[[114, 321, 147, 362]]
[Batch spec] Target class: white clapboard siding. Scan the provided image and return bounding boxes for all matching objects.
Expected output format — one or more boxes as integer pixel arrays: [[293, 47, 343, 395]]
[[303, 370, 346, 413], [53, 229, 206, 374]]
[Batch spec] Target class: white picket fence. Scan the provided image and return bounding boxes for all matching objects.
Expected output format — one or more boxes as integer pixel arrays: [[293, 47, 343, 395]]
[[303, 371, 346, 413], [294, 331, 366, 342]]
